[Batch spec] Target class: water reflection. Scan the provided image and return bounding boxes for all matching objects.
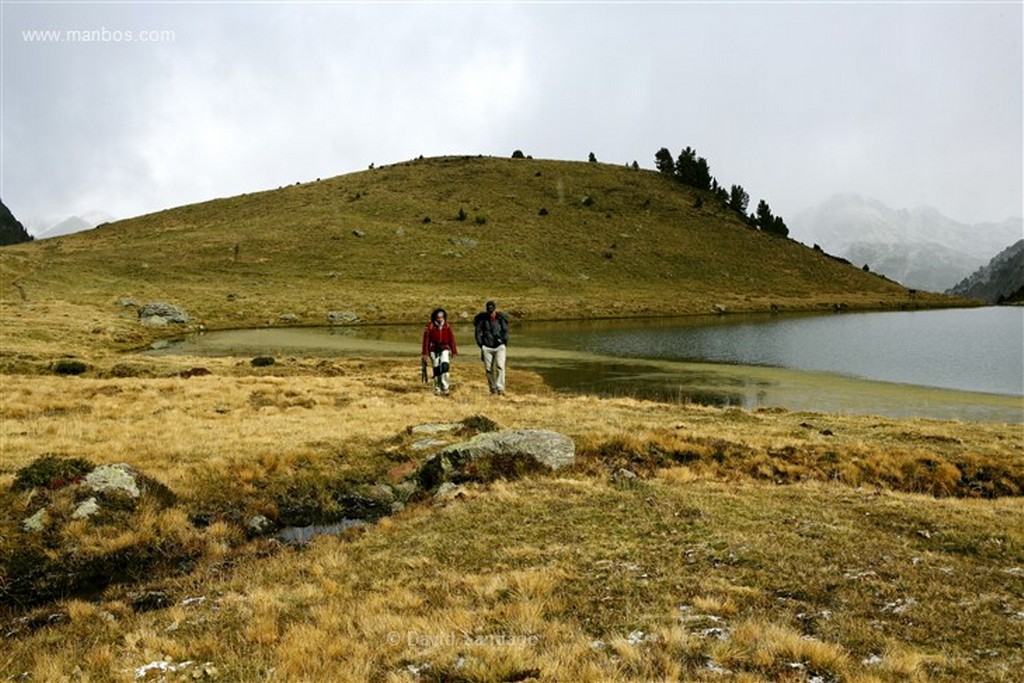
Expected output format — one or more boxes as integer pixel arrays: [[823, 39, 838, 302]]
[[530, 359, 751, 407]]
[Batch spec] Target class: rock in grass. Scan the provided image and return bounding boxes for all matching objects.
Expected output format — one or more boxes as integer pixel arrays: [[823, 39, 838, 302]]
[[138, 302, 191, 325], [417, 429, 575, 491], [327, 310, 360, 324]]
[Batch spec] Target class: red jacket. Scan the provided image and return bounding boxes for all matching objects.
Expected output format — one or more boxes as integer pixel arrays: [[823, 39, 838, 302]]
[[422, 321, 458, 356]]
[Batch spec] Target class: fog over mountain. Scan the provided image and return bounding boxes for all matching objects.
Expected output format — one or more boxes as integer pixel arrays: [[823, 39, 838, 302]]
[[31, 211, 116, 240], [789, 195, 1023, 292]]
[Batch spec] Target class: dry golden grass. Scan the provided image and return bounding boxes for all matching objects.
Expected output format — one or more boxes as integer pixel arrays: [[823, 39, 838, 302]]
[[1, 359, 1022, 681], [10, 474, 1020, 681]]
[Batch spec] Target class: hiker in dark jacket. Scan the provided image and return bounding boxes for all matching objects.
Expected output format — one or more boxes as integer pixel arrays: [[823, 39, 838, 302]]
[[422, 307, 458, 395], [473, 300, 509, 395]]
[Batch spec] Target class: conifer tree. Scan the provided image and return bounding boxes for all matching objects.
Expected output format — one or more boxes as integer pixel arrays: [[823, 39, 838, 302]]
[[654, 148, 674, 175]]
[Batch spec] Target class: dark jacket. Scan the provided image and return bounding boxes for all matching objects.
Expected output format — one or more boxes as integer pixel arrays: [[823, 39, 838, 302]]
[[474, 311, 509, 348]]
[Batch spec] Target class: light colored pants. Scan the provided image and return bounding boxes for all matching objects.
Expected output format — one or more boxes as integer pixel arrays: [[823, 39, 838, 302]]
[[481, 344, 506, 393], [429, 349, 451, 393]]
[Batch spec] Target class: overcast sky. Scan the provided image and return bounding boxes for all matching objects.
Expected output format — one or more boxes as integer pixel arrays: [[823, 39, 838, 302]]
[[2, 1, 1021, 234]]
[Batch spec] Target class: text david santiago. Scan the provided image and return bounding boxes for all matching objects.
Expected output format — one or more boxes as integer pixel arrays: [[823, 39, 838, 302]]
[[387, 631, 540, 647]]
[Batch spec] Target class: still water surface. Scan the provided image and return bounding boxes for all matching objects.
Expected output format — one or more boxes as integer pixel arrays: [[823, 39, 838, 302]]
[[518, 307, 1023, 397], [152, 307, 1023, 422]]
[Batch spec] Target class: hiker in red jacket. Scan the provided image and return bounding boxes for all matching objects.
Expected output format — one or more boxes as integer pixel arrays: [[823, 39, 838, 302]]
[[422, 307, 458, 395]]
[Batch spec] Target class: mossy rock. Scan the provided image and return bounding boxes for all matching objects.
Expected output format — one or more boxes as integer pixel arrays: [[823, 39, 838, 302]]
[[417, 429, 575, 491]]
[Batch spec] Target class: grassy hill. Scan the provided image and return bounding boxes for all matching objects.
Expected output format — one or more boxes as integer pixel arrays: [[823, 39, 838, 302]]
[[0, 155, 957, 360]]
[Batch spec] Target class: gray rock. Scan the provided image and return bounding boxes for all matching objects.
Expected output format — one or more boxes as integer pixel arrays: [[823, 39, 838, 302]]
[[433, 482, 467, 502], [22, 507, 48, 532], [393, 481, 419, 500], [411, 438, 449, 451], [116, 298, 139, 308], [72, 497, 100, 519], [139, 315, 169, 328], [417, 429, 575, 490], [246, 514, 272, 535], [83, 463, 176, 506], [86, 464, 142, 497], [278, 313, 299, 322], [358, 484, 396, 505], [138, 302, 191, 324], [327, 310, 360, 324], [611, 468, 638, 483], [409, 423, 462, 435]]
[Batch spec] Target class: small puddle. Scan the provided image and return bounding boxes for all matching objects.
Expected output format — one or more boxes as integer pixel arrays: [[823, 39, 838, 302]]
[[275, 519, 366, 545]]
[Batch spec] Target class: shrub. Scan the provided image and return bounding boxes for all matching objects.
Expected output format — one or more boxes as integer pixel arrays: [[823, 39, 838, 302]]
[[460, 414, 499, 434], [251, 356, 276, 367], [52, 359, 87, 375], [511, 150, 525, 159], [109, 363, 150, 378], [474, 215, 487, 225], [12, 455, 96, 491]]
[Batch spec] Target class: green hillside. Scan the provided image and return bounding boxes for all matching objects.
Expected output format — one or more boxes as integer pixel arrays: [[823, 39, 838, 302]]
[[0, 155, 956, 357]]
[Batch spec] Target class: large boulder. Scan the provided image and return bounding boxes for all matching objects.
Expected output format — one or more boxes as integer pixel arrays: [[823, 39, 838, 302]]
[[138, 302, 191, 326], [417, 429, 575, 490]]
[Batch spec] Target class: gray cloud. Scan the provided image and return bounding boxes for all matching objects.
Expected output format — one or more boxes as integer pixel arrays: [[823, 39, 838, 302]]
[[2, 2, 1020, 232]]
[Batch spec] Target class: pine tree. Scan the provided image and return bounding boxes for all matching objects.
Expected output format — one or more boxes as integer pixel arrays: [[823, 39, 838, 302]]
[[654, 148, 674, 175], [728, 185, 749, 215]]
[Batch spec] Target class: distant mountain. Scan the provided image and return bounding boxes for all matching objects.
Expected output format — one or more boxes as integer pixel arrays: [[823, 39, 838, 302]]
[[1, 200, 33, 246], [35, 211, 115, 240], [789, 195, 1023, 292], [946, 240, 1024, 304]]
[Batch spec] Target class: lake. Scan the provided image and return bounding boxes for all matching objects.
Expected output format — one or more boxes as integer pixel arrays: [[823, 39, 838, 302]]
[[151, 307, 1024, 423]]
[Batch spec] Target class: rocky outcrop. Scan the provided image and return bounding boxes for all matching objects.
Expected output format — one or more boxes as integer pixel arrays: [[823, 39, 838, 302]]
[[417, 429, 575, 490], [1, 200, 33, 246], [138, 302, 191, 326], [7, 459, 180, 607], [946, 240, 1024, 304], [20, 463, 176, 531]]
